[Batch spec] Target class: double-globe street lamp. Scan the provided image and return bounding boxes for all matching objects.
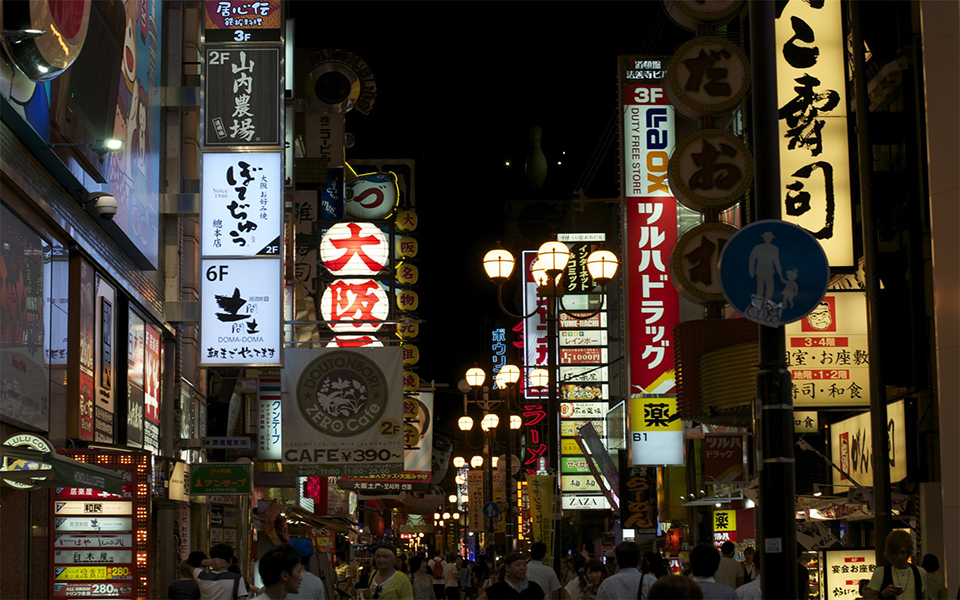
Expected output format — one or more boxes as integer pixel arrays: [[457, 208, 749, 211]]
[[458, 365, 522, 552], [483, 240, 618, 570]]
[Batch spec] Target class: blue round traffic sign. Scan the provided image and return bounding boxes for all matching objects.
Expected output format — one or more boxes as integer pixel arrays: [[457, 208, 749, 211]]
[[718, 220, 829, 327], [482, 502, 500, 518]]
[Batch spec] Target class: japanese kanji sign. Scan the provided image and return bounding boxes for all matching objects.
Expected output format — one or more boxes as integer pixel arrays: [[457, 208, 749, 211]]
[[713, 509, 736, 532], [620, 56, 681, 396], [830, 400, 906, 488], [671, 222, 737, 304], [204, 1, 282, 43], [189, 463, 252, 495], [200, 258, 281, 366], [204, 47, 281, 145], [820, 549, 877, 600], [668, 129, 753, 212], [620, 465, 658, 532], [776, 0, 854, 267], [202, 152, 282, 256], [257, 376, 282, 460], [630, 396, 684, 466], [785, 292, 870, 407], [319, 222, 389, 277]]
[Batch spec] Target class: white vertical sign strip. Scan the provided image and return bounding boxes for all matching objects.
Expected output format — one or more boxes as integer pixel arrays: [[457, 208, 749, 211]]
[[776, 0, 853, 267]]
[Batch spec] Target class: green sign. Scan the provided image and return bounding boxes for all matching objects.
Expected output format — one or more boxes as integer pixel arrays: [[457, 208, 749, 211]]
[[561, 456, 593, 474], [189, 463, 252, 495]]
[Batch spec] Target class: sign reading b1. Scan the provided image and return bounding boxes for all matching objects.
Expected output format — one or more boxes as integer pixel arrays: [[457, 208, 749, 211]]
[[719, 220, 829, 327]]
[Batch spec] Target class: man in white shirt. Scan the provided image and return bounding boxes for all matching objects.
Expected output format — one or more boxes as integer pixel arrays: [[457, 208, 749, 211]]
[[194, 544, 249, 600], [713, 542, 743, 590], [443, 554, 461, 600], [525, 542, 561, 600], [595, 542, 645, 600], [689, 545, 737, 600]]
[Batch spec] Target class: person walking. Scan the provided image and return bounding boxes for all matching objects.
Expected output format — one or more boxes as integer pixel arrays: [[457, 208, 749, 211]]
[[920, 555, 947, 600], [193, 544, 249, 600], [410, 556, 437, 600], [477, 553, 544, 600], [443, 554, 461, 600], [429, 554, 446, 600], [863, 531, 927, 599], [734, 554, 760, 600], [253, 545, 303, 600], [595, 542, 644, 600], [169, 561, 202, 599], [739, 549, 757, 586], [526, 542, 562, 600], [688, 545, 736, 600], [712, 543, 742, 590], [365, 544, 414, 600]]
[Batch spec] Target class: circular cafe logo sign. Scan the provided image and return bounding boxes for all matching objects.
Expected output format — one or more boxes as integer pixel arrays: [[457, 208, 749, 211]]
[[1, 433, 53, 490], [297, 351, 388, 438]]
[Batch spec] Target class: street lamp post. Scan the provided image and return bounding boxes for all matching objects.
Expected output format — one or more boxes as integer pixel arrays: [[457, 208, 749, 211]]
[[495, 364, 521, 553], [483, 241, 618, 573]]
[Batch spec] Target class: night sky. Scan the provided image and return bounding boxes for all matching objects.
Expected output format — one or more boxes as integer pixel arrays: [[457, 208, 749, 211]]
[[288, 3, 692, 394]]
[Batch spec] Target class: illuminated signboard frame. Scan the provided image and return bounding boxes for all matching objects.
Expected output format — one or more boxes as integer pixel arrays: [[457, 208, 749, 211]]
[[52, 450, 151, 600], [618, 55, 681, 397], [775, 0, 854, 267], [203, 46, 281, 146], [630, 396, 684, 466]]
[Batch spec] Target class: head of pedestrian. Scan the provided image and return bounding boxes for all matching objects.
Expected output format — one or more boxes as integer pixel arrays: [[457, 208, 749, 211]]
[[648, 574, 704, 600], [690, 545, 721, 578], [883, 530, 914, 567], [210, 543, 235, 562], [720, 541, 735, 558], [503, 552, 527, 583], [259, 544, 304, 596], [530, 542, 547, 561], [614, 541, 641, 570], [374, 543, 398, 575]]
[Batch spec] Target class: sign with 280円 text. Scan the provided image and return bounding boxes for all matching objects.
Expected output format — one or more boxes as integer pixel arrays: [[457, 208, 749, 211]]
[[200, 259, 281, 366], [281, 348, 404, 477]]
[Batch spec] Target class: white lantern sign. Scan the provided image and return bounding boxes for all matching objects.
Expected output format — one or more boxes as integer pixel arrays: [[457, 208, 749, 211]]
[[320, 222, 389, 276], [320, 279, 389, 333]]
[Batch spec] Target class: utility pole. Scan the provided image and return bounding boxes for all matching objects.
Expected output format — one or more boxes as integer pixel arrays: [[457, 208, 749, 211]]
[[749, 1, 798, 597]]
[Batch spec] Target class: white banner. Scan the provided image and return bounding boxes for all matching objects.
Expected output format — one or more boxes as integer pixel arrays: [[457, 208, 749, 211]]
[[282, 348, 404, 477]]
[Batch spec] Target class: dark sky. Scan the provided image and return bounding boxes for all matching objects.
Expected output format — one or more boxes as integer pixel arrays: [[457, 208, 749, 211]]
[[289, 3, 691, 389]]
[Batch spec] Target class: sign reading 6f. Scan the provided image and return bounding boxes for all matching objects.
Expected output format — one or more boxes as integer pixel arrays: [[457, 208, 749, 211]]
[[206, 264, 230, 281]]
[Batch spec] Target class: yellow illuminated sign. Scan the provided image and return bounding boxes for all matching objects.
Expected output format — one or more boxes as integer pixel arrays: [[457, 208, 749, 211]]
[[713, 510, 736, 532], [54, 565, 133, 580]]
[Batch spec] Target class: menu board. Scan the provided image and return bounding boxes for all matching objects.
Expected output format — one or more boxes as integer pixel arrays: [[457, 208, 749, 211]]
[[52, 450, 151, 599]]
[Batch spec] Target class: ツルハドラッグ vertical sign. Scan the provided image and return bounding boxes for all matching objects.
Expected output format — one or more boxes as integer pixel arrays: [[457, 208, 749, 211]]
[[281, 348, 404, 477]]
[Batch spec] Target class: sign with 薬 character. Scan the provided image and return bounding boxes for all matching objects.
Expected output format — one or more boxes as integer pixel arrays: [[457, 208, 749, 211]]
[[204, 47, 281, 145], [189, 463, 253, 495], [785, 292, 869, 407], [713, 510, 736, 532], [630, 397, 684, 466], [775, 0, 853, 267], [202, 152, 282, 257], [200, 258, 282, 366]]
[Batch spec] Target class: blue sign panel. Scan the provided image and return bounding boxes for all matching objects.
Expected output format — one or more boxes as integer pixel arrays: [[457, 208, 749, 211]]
[[482, 502, 500, 518], [719, 220, 829, 327]]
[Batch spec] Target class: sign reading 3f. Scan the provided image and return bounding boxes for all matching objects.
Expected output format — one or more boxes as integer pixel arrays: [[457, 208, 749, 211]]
[[623, 84, 675, 198]]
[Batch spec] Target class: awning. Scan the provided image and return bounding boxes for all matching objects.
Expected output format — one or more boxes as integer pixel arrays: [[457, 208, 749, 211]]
[[1, 446, 124, 495]]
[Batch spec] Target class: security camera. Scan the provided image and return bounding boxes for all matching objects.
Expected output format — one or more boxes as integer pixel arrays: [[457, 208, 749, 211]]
[[86, 191, 117, 221]]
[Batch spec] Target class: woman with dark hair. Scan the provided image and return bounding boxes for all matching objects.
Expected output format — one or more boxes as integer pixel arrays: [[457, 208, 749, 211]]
[[647, 575, 704, 600], [579, 558, 608, 600], [639, 552, 669, 598], [920, 554, 946, 600], [410, 556, 437, 600]]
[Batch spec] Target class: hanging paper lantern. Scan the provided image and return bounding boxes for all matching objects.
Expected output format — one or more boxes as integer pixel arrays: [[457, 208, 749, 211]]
[[397, 321, 419, 339], [396, 262, 419, 285], [320, 279, 388, 332], [403, 371, 419, 392], [396, 236, 418, 258], [403, 397, 420, 420], [320, 222, 389, 276], [396, 209, 418, 232], [396, 289, 419, 311], [402, 344, 420, 365], [345, 172, 399, 219]]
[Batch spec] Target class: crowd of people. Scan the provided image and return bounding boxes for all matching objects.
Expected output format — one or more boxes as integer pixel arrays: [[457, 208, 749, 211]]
[[170, 533, 950, 600]]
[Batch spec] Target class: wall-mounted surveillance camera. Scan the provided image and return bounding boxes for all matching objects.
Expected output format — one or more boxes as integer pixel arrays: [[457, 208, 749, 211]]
[[86, 191, 118, 221]]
